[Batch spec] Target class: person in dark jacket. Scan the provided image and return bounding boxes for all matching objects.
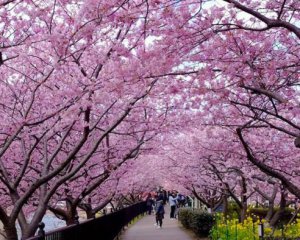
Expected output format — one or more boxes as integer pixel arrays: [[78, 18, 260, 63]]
[[162, 190, 168, 205], [146, 193, 154, 215], [154, 197, 165, 228]]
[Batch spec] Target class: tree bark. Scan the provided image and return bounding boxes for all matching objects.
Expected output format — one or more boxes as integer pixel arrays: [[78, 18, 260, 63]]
[[266, 202, 275, 221], [3, 223, 18, 240], [221, 193, 228, 216], [0, 207, 18, 240], [86, 209, 95, 220], [255, 184, 278, 221], [270, 190, 287, 227]]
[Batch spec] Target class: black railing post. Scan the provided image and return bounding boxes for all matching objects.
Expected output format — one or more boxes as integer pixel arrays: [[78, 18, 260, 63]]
[[258, 217, 264, 240], [74, 214, 79, 225], [37, 222, 45, 240]]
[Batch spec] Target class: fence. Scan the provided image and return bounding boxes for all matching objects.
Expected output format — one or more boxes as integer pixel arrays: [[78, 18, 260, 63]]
[[26, 201, 147, 240]]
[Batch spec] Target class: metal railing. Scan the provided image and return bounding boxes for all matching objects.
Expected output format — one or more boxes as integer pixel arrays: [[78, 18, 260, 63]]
[[26, 201, 147, 240]]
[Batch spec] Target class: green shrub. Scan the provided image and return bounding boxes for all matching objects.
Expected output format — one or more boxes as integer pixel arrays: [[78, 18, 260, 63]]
[[179, 208, 214, 237], [179, 208, 193, 229]]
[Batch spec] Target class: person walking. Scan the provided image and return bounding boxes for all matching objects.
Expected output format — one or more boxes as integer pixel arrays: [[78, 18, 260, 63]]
[[155, 196, 165, 229], [146, 193, 154, 215], [169, 193, 177, 219], [162, 190, 168, 205]]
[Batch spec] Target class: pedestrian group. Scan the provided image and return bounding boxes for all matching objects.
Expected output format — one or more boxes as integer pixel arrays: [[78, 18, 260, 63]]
[[146, 190, 188, 229]]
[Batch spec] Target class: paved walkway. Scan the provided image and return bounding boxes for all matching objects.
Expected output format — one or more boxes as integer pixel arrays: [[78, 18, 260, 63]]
[[121, 208, 195, 240]]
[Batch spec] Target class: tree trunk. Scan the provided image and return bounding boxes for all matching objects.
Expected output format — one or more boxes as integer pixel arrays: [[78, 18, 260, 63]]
[[240, 175, 248, 223], [240, 203, 247, 223], [81, 204, 95, 219], [66, 215, 77, 226], [65, 199, 78, 226], [48, 200, 78, 226], [222, 195, 228, 216], [4, 223, 18, 240], [269, 207, 284, 227], [22, 202, 49, 239], [266, 202, 275, 221], [86, 210, 95, 219], [66, 206, 78, 226], [270, 191, 286, 227]]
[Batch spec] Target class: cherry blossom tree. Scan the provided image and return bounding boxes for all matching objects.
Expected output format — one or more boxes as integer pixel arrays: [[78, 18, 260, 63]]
[[0, 0, 299, 238], [165, 0, 300, 201], [0, 0, 192, 238]]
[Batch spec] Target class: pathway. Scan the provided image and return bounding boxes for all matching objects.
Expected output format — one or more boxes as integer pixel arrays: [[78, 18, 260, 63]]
[[121, 208, 196, 240]]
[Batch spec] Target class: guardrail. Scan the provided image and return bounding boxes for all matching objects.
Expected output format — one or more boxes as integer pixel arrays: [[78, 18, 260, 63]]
[[26, 201, 147, 240]]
